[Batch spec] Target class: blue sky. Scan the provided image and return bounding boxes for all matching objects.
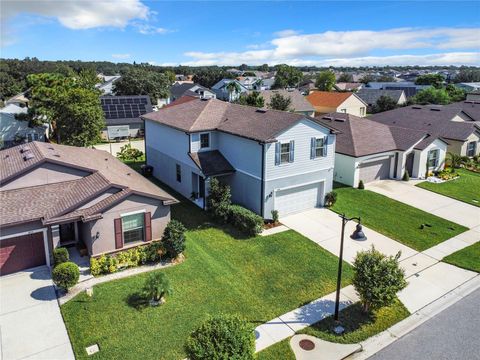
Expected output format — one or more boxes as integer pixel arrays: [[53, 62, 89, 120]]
[[2, 1, 479, 66]]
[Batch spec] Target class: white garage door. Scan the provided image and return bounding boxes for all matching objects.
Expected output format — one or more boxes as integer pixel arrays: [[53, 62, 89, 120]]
[[275, 182, 323, 216], [358, 158, 391, 183]]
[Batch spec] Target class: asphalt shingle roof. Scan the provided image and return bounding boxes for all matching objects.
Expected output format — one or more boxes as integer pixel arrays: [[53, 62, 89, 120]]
[[188, 150, 236, 177], [356, 89, 405, 106], [255, 89, 315, 112]]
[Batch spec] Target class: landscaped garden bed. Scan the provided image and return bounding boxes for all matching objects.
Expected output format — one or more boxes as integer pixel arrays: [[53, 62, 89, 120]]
[[331, 183, 468, 251]]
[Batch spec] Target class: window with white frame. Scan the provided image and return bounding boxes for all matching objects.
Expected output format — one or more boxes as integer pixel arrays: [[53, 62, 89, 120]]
[[340, 108, 347, 113], [200, 133, 210, 148], [315, 137, 326, 157], [280, 142, 291, 164], [122, 213, 144, 244], [427, 149, 439, 168], [360, 107, 366, 116], [466, 141, 477, 157]]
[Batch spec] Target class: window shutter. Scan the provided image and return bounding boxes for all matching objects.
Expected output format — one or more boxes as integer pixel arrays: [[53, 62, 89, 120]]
[[114, 218, 123, 249], [144, 212, 152, 242], [289, 140, 295, 162], [311, 137, 316, 159], [275, 142, 280, 165], [324, 136, 328, 157]]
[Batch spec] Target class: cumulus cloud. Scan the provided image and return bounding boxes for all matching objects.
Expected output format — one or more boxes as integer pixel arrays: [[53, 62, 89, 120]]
[[136, 24, 175, 35], [180, 27, 480, 66], [273, 29, 301, 37], [112, 53, 131, 59]]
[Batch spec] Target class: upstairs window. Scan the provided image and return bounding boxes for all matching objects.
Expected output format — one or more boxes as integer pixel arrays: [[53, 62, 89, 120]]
[[427, 149, 439, 168], [315, 137, 327, 157], [200, 133, 210, 149], [280, 143, 291, 164], [275, 141, 294, 165]]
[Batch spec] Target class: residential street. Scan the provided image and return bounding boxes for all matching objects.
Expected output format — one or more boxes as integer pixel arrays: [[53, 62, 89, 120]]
[[370, 288, 480, 360]]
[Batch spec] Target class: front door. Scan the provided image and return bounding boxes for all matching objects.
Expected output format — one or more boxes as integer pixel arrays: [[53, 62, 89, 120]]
[[59, 223, 76, 246], [199, 176, 205, 199], [405, 152, 414, 176]]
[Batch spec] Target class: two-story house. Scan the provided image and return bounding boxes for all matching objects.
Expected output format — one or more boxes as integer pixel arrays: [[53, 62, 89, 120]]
[[143, 96, 338, 218]]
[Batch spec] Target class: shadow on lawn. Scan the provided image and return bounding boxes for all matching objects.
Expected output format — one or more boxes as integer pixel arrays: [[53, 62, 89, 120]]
[[126, 292, 150, 310]]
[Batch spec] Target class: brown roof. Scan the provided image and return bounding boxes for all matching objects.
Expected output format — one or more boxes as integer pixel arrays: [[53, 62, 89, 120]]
[[316, 113, 440, 157], [0, 142, 178, 226], [142, 97, 338, 143], [254, 89, 315, 112], [189, 150, 236, 176], [306, 91, 361, 107]]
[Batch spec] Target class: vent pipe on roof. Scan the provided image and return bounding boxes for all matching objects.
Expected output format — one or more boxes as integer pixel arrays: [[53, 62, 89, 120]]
[[23, 153, 34, 161], [256, 108, 267, 113], [412, 106, 422, 109], [20, 146, 31, 153]]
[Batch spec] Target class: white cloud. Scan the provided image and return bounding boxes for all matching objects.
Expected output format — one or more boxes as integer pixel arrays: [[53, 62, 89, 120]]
[[273, 29, 300, 38], [112, 53, 131, 59], [135, 24, 175, 35], [181, 27, 480, 66], [2, 0, 149, 29]]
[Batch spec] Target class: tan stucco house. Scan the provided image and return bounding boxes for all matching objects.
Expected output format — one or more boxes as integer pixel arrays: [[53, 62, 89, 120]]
[[0, 142, 177, 275], [306, 91, 368, 117]]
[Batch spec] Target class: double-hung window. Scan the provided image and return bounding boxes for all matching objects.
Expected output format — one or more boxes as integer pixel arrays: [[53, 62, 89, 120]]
[[427, 149, 439, 168], [200, 133, 210, 149], [280, 142, 291, 164], [466, 141, 477, 157], [122, 213, 144, 244], [315, 138, 326, 157]]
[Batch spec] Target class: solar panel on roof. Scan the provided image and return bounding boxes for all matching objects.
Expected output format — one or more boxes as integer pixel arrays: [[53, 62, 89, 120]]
[[101, 96, 151, 121]]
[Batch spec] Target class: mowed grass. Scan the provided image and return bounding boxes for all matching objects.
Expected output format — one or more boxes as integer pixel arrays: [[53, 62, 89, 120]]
[[331, 184, 468, 251], [416, 169, 480, 207], [443, 242, 480, 272], [299, 299, 409, 344], [257, 339, 296, 360], [61, 196, 353, 360]]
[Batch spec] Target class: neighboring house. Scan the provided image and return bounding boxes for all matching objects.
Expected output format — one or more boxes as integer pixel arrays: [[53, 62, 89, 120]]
[[466, 91, 480, 102], [0, 141, 177, 275], [299, 79, 316, 95], [317, 113, 447, 187], [169, 83, 216, 103], [334, 82, 364, 92], [455, 82, 480, 92], [5, 92, 29, 107], [211, 79, 249, 101], [0, 104, 47, 149], [96, 75, 122, 95], [306, 91, 368, 117], [370, 102, 480, 158], [237, 76, 261, 90], [100, 95, 153, 139], [143, 96, 338, 218], [252, 77, 275, 91], [356, 89, 407, 112], [256, 89, 315, 116], [365, 82, 430, 97]]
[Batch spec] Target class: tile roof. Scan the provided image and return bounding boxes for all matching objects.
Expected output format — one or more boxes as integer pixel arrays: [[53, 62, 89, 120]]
[[189, 150, 236, 176], [142, 97, 338, 143], [0, 142, 178, 226], [306, 91, 362, 108], [316, 112, 436, 157], [370, 104, 480, 141], [356, 89, 405, 106], [254, 89, 315, 112]]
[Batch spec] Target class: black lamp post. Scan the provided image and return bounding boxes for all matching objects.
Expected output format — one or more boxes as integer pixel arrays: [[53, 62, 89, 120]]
[[333, 213, 367, 333]]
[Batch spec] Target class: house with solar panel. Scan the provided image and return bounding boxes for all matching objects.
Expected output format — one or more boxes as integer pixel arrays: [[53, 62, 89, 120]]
[[100, 95, 153, 139]]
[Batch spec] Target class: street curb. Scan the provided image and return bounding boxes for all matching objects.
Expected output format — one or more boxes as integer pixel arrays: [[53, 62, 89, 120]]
[[347, 274, 480, 359]]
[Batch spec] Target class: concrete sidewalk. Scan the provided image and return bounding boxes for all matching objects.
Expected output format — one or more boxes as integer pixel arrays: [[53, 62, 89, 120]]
[[367, 180, 480, 229]]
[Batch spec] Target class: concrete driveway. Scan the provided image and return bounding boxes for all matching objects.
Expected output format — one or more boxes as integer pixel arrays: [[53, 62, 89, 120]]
[[367, 180, 480, 229], [0, 267, 74, 360], [93, 139, 144, 156]]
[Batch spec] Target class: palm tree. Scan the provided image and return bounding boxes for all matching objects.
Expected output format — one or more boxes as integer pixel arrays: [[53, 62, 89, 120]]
[[253, 78, 263, 90], [447, 152, 463, 169], [142, 272, 173, 305], [226, 81, 242, 101]]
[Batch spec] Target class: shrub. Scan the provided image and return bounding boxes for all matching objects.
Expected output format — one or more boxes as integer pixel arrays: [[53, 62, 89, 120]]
[[324, 191, 337, 207], [163, 220, 187, 258], [53, 247, 69, 266], [358, 180, 365, 189], [402, 170, 410, 181], [142, 272, 173, 303], [228, 205, 264, 236], [52, 262, 80, 291], [185, 314, 255, 360], [352, 246, 407, 313], [271, 210, 279, 224], [207, 178, 231, 222]]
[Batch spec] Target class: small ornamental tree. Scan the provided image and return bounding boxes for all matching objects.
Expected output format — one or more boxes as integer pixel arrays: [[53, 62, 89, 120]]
[[53, 247, 69, 266], [52, 262, 80, 291], [116, 143, 144, 162], [162, 220, 187, 258], [142, 272, 172, 305], [324, 191, 338, 207], [185, 314, 255, 360], [352, 246, 407, 313], [358, 180, 365, 190], [402, 170, 410, 181], [207, 178, 232, 222], [268, 93, 292, 111]]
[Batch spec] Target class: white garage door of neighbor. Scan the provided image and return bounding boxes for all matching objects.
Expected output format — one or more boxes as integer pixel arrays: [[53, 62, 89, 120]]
[[358, 158, 391, 183], [275, 182, 323, 216]]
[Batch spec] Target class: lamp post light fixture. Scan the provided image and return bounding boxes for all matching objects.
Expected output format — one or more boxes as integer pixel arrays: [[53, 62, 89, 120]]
[[333, 213, 367, 334]]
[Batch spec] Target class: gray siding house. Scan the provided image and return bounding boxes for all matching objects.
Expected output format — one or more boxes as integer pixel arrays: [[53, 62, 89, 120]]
[[143, 97, 338, 218], [0, 142, 177, 275]]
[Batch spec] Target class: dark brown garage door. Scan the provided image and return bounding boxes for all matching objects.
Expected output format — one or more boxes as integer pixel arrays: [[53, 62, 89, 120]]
[[358, 158, 391, 183], [0, 233, 46, 276]]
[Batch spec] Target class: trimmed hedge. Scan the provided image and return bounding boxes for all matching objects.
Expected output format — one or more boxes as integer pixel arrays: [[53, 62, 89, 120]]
[[228, 205, 264, 236], [185, 314, 255, 360], [163, 220, 187, 258], [53, 247, 69, 266], [52, 262, 79, 291]]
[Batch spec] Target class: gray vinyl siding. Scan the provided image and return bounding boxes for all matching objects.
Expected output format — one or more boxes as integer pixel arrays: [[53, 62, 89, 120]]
[[217, 132, 262, 177], [221, 172, 262, 215], [190, 131, 218, 153]]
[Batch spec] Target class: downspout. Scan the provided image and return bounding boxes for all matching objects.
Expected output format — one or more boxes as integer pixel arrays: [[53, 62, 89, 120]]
[[260, 142, 266, 218], [143, 117, 148, 164]]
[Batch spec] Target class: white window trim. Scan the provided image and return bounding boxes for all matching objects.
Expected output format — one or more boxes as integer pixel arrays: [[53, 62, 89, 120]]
[[120, 209, 146, 217], [427, 149, 440, 168], [279, 141, 291, 164], [314, 138, 326, 158], [199, 132, 211, 150]]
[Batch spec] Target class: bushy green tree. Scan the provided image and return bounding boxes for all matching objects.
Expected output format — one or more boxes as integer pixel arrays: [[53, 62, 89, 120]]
[[454, 68, 480, 83], [372, 95, 398, 113], [445, 84, 466, 102], [192, 69, 235, 88], [415, 73, 445, 87], [272, 64, 303, 89], [207, 178, 232, 222], [116, 143, 144, 162], [337, 72, 354, 83], [268, 93, 292, 111], [352, 247, 407, 313], [235, 91, 265, 107], [412, 87, 450, 105], [315, 70, 336, 91], [52, 262, 80, 291], [162, 220, 187, 258], [185, 314, 255, 360]]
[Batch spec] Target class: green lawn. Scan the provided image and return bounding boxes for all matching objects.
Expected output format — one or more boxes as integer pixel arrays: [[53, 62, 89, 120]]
[[257, 339, 295, 360], [416, 169, 480, 207], [443, 242, 480, 272], [331, 184, 468, 251], [62, 179, 352, 360]]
